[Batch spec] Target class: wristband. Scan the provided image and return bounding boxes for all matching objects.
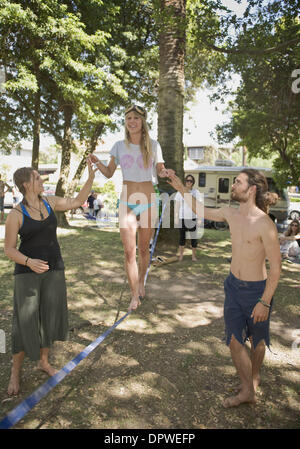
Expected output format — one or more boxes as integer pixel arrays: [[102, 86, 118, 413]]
[[25, 257, 29, 266], [258, 298, 271, 309]]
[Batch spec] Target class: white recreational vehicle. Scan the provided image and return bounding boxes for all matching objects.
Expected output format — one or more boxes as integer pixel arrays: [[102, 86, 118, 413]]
[[184, 160, 289, 228]]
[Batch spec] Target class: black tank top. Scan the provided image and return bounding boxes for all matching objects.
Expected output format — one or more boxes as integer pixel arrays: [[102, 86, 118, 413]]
[[14, 199, 64, 275]]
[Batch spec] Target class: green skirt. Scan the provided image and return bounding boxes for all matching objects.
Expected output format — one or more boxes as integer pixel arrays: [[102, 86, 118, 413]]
[[12, 270, 68, 360]]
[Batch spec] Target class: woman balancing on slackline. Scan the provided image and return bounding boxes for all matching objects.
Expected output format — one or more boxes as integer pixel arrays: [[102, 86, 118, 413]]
[[90, 105, 174, 311]]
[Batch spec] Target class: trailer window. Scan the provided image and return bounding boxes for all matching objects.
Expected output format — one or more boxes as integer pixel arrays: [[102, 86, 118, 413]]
[[218, 178, 229, 193], [198, 173, 206, 187]]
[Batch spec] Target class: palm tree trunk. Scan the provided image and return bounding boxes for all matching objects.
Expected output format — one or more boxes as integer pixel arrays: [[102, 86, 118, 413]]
[[31, 79, 41, 170], [157, 0, 186, 246]]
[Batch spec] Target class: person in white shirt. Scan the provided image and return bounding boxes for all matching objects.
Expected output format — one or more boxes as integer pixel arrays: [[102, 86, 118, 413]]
[[174, 175, 201, 261], [90, 105, 174, 311], [93, 193, 104, 218]]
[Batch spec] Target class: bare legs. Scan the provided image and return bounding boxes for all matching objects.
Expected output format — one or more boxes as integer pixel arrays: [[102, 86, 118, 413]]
[[7, 348, 57, 395], [7, 351, 25, 395], [120, 218, 140, 311], [137, 227, 153, 299], [223, 336, 265, 408], [178, 245, 184, 261], [120, 211, 154, 311], [178, 245, 197, 261], [37, 348, 58, 376]]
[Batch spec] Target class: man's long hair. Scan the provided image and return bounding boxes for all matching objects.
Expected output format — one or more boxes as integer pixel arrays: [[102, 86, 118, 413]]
[[241, 169, 278, 214]]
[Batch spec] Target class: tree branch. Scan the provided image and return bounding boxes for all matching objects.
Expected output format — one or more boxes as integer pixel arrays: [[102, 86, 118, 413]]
[[205, 36, 300, 56]]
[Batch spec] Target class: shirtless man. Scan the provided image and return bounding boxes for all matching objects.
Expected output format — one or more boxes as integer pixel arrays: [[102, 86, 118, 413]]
[[168, 168, 281, 407], [0, 174, 10, 223]]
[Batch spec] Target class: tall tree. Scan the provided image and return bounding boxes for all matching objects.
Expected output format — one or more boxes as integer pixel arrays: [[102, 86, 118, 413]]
[[156, 0, 186, 244]]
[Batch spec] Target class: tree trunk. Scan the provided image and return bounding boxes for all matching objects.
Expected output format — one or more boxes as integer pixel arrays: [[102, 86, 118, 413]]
[[157, 0, 186, 246], [55, 104, 73, 227], [31, 83, 41, 169]]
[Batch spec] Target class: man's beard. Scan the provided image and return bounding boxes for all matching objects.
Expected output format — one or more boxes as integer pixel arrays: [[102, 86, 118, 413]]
[[230, 188, 249, 203]]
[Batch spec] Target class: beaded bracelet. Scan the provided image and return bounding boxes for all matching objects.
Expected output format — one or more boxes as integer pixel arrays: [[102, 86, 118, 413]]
[[258, 298, 271, 308]]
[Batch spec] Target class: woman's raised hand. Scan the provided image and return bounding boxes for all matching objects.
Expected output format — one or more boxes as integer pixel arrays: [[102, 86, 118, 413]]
[[87, 156, 97, 178]]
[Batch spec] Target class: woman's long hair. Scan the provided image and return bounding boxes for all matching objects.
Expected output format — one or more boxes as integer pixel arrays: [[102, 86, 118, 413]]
[[13, 167, 41, 206], [240, 169, 278, 214], [285, 220, 300, 236], [125, 113, 152, 168]]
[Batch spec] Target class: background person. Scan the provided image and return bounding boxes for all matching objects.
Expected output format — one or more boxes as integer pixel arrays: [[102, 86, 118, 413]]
[[0, 173, 10, 223], [87, 190, 95, 216], [279, 219, 300, 259], [90, 104, 174, 311], [4, 158, 96, 395], [174, 174, 201, 262], [93, 192, 104, 218]]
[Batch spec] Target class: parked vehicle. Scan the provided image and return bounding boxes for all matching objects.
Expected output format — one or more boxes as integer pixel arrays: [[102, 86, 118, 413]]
[[184, 161, 290, 228], [288, 201, 300, 221]]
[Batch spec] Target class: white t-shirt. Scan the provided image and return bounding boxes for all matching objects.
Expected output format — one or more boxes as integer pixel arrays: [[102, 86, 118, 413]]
[[175, 188, 201, 219], [110, 139, 164, 184]]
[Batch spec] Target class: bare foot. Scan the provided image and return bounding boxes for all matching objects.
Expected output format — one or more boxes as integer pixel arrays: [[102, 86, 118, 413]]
[[128, 297, 141, 311], [223, 391, 257, 408], [37, 361, 58, 377], [192, 257, 197, 262], [253, 375, 261, 392], [7, 371, 21, 396], [236, 376, 261, 393], [139, 284, 145, 300]]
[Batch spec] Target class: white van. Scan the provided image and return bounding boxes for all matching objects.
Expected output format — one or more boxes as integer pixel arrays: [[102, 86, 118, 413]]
[[184, 162, 289, 227]]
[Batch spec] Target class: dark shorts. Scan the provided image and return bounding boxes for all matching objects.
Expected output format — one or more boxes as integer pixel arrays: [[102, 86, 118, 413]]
[[224, 272, 273, 350], [0, 196, 4, 211], [12, 270, 68, 360], [179, 218, 198, 248]]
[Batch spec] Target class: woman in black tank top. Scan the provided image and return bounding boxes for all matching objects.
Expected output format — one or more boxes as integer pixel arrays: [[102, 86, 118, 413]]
[[4, 159, 96, 396]]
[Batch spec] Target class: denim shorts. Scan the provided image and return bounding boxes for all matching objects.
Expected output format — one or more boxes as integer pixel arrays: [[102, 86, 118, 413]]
[[224, 272, 273, 349]]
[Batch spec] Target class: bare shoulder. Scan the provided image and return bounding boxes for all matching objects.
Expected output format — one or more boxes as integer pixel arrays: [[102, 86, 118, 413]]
[[258, 213, 278, 237], [44, 195, 57, 209], [6, 205, 23, 227]]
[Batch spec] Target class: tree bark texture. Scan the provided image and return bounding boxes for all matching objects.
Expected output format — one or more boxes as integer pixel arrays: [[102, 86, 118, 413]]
[[55, 104, 73, 227], [31, 84, 41, 170], [157, 0, 186, 246]]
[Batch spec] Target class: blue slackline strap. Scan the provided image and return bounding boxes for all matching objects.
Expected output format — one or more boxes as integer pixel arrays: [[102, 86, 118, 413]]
[[144, 201, 167, 286], [0, 312, 130, 429]]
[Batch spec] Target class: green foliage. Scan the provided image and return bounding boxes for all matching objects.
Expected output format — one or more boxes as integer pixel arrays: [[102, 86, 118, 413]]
[[213, 5, 300, 188], [99, 180, 118, 211]]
